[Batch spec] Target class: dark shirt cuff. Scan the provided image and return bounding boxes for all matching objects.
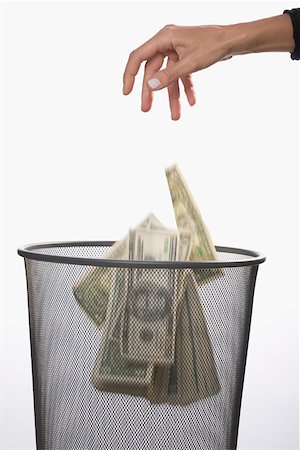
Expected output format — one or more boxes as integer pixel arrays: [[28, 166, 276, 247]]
[[283, 8, 300, 60]]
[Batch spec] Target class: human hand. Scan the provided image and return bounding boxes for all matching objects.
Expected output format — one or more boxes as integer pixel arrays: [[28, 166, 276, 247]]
[[122, 24, 233, 120], [122, 15, 294, 120]]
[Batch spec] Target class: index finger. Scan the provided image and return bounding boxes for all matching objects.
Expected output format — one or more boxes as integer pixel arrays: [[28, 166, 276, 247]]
[[123, 31, 167, 95]]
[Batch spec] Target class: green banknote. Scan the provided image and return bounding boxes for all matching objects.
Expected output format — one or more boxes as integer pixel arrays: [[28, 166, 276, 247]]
[[73, 213, 165, 328], [91, 269, 153, 396], [149, 272, 220, 405], [165, 164, 223, 284]]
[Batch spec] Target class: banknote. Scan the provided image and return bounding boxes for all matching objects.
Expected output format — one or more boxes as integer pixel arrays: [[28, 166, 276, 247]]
[[77, 162, 221, 402], [121, 228, 180, 365], [183, 272, 220, 399], [128, 227, 179, 261], [178, 229, 193, 261], [91, 320, 153, 396], [73, 213, 166, 328], [91, 269, 153, 394], [148, 287, 196, 405], [149, 272, 220, 405], [165, 164, 222, 283]]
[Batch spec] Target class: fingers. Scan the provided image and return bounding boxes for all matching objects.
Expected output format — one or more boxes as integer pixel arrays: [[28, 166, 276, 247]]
[[180, 73, 196, 106], [123, 25, 196, 118], [167, 57, 181, 120], [141, 53, 164, 112], [141, 55, 196, 118], [146, 57, 188, 92], [123, 31, 165, 95]]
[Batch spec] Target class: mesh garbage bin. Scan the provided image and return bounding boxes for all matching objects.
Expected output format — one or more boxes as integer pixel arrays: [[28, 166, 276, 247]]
[[18, 241, 265, 450]]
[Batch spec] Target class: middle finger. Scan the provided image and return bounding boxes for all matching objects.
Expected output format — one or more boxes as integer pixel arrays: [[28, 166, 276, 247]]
[[167, 57, 181, 120]]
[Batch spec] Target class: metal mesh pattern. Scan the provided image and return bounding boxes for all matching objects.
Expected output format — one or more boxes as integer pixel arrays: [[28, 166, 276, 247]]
[[22, 244, 262, 450]]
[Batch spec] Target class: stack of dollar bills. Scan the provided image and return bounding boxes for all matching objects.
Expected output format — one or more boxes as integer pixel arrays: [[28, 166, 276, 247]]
[[73, 164, 221, 405]]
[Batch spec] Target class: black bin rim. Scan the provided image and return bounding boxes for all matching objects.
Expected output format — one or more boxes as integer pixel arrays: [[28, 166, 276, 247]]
[[17, 241, 266, 269]]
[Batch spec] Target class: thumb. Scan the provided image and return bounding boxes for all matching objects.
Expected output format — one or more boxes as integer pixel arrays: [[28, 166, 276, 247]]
[[147, 60, 186, 91]]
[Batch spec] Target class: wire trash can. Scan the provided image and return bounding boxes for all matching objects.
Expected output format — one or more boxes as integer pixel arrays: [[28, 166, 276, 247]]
[[18, 241, 265, 450]]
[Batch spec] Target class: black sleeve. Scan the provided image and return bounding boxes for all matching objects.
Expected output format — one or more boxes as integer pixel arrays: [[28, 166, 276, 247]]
[[283, 8, 300, 60]]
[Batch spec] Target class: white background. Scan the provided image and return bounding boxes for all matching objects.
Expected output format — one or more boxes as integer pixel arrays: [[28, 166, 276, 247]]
[[0, 1, 299, 449]]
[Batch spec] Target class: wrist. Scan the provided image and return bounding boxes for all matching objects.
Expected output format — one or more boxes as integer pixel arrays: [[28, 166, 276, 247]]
[[224, 14, 294, 56]]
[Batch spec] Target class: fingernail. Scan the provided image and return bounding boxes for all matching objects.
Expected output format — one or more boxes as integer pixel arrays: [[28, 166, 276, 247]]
[[148, 78, 161, 90]]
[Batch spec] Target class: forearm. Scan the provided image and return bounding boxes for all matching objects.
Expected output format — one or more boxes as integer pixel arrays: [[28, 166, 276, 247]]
[[224, 14, 295, 56]]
